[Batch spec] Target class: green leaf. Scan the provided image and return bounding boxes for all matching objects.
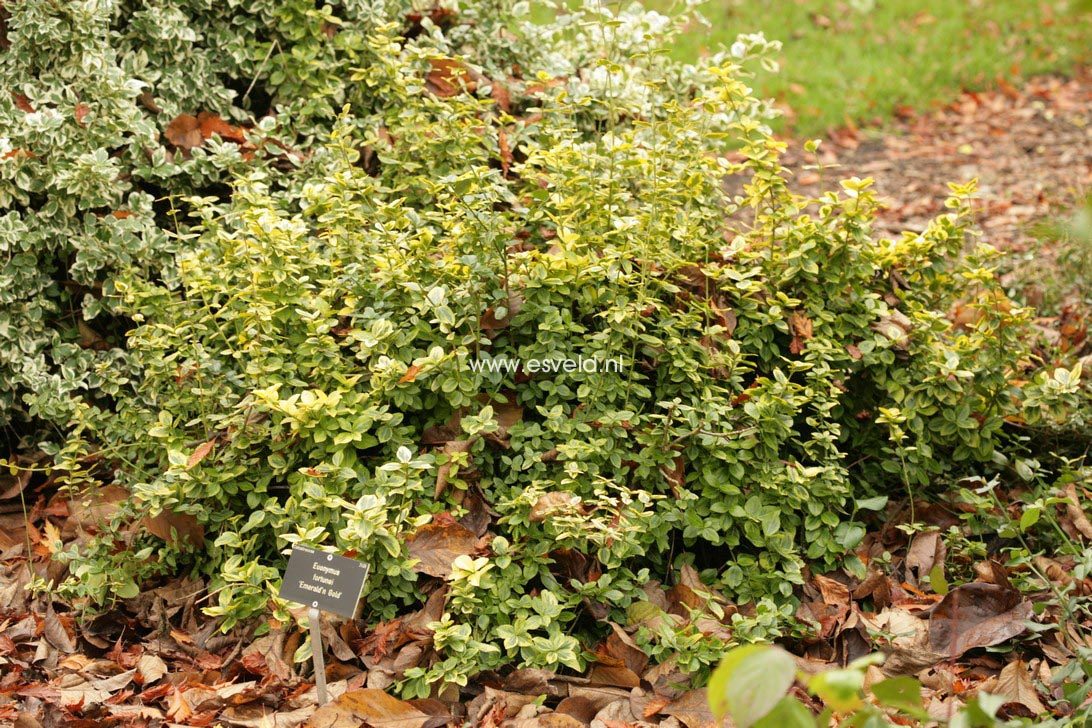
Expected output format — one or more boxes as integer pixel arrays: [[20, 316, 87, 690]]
[[708, 645, 797, 728], [834, 522, 866, 550], [846, 653, 886, 671], [808, 668, 864, 713], [870, 676, 928, 719], [114, 580, 140, 599], [627, 601, 664, 623], [841, 712, 893, 728], [956, 692, 1006, 727], [928, 564, 949, 596], [855, 496, 888, 511], [753, 696, 816, 728], [1019, 505, 1041, 532]]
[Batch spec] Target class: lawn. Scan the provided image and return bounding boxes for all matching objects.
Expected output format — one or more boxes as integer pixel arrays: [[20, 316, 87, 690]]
[[657, 0, 1092, 136]]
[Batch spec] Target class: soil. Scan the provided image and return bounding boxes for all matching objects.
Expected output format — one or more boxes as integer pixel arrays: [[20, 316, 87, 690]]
[[779, 67, 1092, 254]]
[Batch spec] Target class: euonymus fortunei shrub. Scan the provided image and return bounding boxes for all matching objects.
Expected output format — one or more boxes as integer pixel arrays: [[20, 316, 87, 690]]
[[2, 0, 757, 443], [19, 0, 1081, 694]]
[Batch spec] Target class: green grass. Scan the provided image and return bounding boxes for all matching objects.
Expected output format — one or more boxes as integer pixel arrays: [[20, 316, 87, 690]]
[[654, 0, 1092, 136]]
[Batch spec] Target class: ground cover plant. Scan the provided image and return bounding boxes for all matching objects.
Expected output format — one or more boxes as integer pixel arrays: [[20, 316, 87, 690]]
[[2, 0, 1092, 725], [0, 0, 535, 447]]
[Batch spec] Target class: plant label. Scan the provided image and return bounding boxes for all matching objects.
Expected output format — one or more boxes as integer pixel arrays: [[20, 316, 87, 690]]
[[279, 545, 369, 618]]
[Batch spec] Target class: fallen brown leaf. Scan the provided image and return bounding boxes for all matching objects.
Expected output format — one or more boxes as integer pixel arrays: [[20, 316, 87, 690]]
[[306, 688, 439, 728], [405, 520, 479, 578], [143, 509, 205, 547], [434, 438, 474, 498], [1064, 483, 1092, 540], [864, 608, 947, 675], [587, 665, 641, 688], [164, 114, 203, 150], [517, 713, 585, 727], [166, 686, 193, 722], [790, 311, 814, 340], [399, 364, 422, 383], [186, 440, 215, 470], [994, 659, 1046, 715], [0, 467, 31, 500], [480, 293, 524, 332], [906, 529, 946, 589], [426, 58, 479, 97], [197, 111, 246, 143], [529, 492, 583, 523], [591, 699, 646, 726], [814, 573, 851, 606], [661, 689, 716, 728], [220, 703, 315, 728], [555, 695, 598, 723], [491, 80, 512, 113], [499, 127, 512, 176], [135, 653, 168, 685], [606, 622, 648, 676], [928, 582, 1033, 658]]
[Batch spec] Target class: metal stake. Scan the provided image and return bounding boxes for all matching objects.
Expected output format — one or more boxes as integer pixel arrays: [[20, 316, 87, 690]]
[[308, 606, 328, 704]]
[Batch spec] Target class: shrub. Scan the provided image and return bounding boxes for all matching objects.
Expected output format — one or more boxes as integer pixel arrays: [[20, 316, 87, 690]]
[[42, 0, 1071, 692], [3, 0, 748, 446]]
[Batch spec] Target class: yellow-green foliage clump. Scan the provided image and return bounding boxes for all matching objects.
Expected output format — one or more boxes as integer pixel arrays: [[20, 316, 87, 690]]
[[14, 0, 1083, 692]]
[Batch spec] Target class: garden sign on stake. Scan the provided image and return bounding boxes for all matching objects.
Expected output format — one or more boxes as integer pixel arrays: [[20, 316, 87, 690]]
[[278, 545, 370, 704]]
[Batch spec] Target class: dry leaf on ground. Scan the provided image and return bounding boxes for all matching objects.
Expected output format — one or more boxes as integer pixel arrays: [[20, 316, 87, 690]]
[[994, 659, 1046, 715], [405, 521, 479, 578], [305, 688, 442, 728], [928, 582, 1033, 658]]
